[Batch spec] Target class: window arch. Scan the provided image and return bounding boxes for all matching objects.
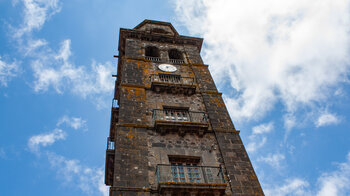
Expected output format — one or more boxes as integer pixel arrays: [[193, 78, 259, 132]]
[[145, 46, 160, 57], [168, 49, 183, 60]]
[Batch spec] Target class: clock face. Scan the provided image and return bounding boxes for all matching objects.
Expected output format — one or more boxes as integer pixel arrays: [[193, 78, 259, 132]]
[[158, 64, 177, 72]]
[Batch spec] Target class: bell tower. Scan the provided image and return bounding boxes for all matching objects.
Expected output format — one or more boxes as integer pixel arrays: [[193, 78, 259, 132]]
[[105, 20, 264, 196]]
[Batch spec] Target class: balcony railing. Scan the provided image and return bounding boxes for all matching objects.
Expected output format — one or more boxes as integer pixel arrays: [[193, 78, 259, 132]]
[[169, 59, 184, 64], [144, 57, 185, 64], [105, 137, 115, 186], [153, 109, 208, 124], [112, 99, 118, 108], [109, 99, 119, 140], [150, 74, 195, 86], [106, 137, 115, 150], [145, 56, 162, 62], [156, 165, 225, 184]]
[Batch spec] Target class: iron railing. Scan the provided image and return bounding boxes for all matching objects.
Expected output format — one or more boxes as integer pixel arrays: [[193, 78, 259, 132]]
[[153, 109, 208, 124], [145, 56, 162, 62], [169, 59, 184, 64], [144, 57, 185, 64], [150, 74, 195, 86], [106, 137, 115, 150], [112, 99, 118, 108], [111, 99, 119, 124], [156, 164, 225, 184]]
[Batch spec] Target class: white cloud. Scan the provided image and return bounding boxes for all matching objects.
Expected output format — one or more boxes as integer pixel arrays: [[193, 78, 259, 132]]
[[47, 152, 108, 196], [27, 116, 107, 195], [315, 112, 340, 127], [57, 115, 87, 130], [253, 122, 274, 134], [55, 38, 71, 62], [316, 152, 350, 196], [24, 38, 48, 56], [175, 0, 350, 127], [0, 57, 20, 87], [31, 39, 115, 99], [264, 178, 311, 196], [246, 122, 273, 153], [13, 0, 61, 38], [28, 129, 66, 153], [283, 113, 297, 141], [283, 113, 297, 131], [258, 153, 285, 169], [246, 136, 267, 153], [262, 152, 350, 196], [9, 0, 114, 108]]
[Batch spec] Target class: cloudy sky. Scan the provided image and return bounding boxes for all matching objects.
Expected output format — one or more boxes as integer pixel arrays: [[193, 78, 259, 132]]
[[1, 0, 350, 195]]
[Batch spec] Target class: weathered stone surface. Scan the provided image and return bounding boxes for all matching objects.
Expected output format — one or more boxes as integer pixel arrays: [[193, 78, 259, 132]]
[[215, 132, 264, 195], [118, 87, 146, 125], [192, 66, 217, 92], [201, 94, 235, 131], [113, 127, 148, 182], [106, 20, 264, 196]]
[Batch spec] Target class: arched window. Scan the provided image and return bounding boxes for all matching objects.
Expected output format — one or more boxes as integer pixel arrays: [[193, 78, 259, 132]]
[[168, 49, 182, 60], [145, 46, 160, 57]]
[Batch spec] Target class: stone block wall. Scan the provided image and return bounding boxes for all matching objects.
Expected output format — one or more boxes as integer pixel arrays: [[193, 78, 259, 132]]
[[124, 38, 203, 65], [118, 87, 146, 125], [121, 59, 145, 85], [192, 65, 217, 92], [192, 65, 264, 195], [184, 46, 203, 64], [215, 132, 264, 195], [113, 127, 149, 186], [109, 20, 263, 196], [147, 132, 223, 188], [201, 94, 235, 131]]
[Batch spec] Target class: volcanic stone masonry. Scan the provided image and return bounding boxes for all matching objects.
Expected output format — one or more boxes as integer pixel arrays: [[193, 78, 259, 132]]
[[105, 20, 264, 196]]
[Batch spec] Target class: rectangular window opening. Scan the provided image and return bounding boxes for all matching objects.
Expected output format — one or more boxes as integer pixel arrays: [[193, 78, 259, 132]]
[[168, 155, 201, 183]]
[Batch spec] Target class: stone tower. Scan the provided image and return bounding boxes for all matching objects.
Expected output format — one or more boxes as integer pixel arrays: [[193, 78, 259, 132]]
[[105, 20, 264, 196]]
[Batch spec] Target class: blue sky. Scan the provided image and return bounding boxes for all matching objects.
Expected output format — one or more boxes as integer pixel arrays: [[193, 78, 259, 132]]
[[1, 0, 350, 195]]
